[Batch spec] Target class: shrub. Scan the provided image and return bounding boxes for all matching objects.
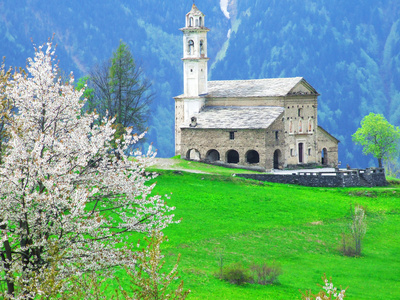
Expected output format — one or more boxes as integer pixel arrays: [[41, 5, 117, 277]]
[[350, 205, 367, 256], [339, 205, 367, 257], [217, 260, 282, 286], [339, 232, 357, 257], [221, 262, 251, 286], [250, 261, 282, 285]]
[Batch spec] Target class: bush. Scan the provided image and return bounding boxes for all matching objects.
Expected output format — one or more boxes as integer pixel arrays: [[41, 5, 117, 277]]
[[217, 260, 283, 286], [220, 262, 251, 286], [339, 205, 367, 257], [339, 232, 357, 257], [250, 261, 282, 285]]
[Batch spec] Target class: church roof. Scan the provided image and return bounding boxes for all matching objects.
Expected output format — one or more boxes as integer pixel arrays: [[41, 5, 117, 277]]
[[205, 77, 317, 98], [181, 106, 284, 129]]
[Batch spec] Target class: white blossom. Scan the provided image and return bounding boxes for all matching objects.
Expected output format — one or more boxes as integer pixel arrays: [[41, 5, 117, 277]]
[[0, 42, 174, 298]]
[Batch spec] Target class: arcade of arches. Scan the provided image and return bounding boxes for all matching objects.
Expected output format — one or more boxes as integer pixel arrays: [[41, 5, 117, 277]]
[[186, 148, 285, 168]]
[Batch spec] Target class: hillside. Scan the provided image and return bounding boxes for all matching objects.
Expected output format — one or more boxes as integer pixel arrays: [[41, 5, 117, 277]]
[[141, 164, 400, 299], [1, 1, 400, 167]]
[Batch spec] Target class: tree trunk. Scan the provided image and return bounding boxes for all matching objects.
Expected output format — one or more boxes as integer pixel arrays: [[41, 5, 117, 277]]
[[2, 240, 15, 296], [378, 158, 382, 168]]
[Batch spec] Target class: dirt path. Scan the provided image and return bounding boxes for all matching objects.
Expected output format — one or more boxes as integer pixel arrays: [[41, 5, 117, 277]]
[[151, 158, 209, 174]]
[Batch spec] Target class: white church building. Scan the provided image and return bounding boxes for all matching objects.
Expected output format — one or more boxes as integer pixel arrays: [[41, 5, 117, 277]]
[[174, 4, 339, 170]]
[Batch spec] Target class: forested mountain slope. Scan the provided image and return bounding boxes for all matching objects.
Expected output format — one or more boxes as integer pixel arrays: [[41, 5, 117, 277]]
[[1, 0, 399, 167]]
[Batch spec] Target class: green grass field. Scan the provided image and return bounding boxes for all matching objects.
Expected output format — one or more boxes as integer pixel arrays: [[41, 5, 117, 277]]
[[138, 163, 400, 299]]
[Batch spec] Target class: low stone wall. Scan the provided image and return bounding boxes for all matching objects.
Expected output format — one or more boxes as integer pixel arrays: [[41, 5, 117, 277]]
[[236, 168, 387, 187]]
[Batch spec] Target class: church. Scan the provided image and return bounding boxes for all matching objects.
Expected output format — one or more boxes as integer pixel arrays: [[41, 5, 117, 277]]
[[174, 4, 339, 170]]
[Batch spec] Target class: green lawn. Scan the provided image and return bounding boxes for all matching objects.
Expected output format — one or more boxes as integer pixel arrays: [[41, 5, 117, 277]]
[[139, 169, 400, 299]]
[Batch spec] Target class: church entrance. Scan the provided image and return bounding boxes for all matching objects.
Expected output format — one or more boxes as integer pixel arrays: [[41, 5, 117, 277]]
[[298, 143, 304, 164], [322, 148, 328, 165], [273, 149, 281, 169]]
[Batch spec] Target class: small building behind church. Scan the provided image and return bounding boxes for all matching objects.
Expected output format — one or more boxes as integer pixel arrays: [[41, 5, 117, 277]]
[[174, 4, 339, 170]]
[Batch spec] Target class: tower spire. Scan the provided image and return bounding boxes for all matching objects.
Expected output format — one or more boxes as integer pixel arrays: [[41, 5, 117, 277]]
[[181, 4, 209, 96]]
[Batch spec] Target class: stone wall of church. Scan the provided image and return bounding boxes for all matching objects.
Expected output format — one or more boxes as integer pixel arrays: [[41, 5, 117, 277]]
[[180, 116, 288, 170], [282, 98, 319, 167], [317, 128, 339, 167], [181, 128, 273, 168], [174, 98, 185, 155]]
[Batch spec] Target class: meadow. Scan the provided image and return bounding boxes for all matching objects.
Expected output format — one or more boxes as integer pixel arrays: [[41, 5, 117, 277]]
[[136, 160, 400, 299]]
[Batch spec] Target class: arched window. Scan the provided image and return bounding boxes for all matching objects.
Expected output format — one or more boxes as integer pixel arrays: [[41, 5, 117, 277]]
[[188, 40, 194, 55], [227, 150, 239, 164], [308, 118, 313, 133], [322, 148, 328, 165], [246, 150, 260, 164], [199, 16, 202, 27], [189, 17, 193, 27]]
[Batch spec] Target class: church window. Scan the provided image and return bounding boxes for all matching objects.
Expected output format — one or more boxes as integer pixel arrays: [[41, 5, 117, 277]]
[[189, 17, 193, 27], [199, 16, 202, 26], [298, 108, 303, 117], [290, 148, 294, 156], [200, 40, 204, 56], [308, 148, 312, 156], [229, 131, 235, 140], [188, 40, 194, 55], [275, 131, 279, 140], [308, 118, 313, 132]]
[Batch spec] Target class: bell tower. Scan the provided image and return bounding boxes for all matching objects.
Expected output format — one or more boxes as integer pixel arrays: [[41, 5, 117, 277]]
[[174, 4, 210, 156], [181, 3, 209, 96]]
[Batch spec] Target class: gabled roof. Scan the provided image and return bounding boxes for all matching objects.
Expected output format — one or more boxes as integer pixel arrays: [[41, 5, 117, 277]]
[[205, 77, 318, 98], [181, 106, 284, 129]]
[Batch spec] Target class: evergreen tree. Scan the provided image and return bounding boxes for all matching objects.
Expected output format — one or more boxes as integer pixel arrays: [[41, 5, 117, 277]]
[[87, 41, 153, 147]]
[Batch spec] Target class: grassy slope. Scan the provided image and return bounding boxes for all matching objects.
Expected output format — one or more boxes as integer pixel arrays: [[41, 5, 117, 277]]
[[143, 166, 400, 299]]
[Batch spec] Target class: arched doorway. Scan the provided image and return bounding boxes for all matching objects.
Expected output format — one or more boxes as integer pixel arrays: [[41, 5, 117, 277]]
[[273, 149, 281, 169], [322, 148, 328, 165], [246, 150, 260, 164], [227, 150, 239, 164], [186, 149, 201, 161], [206, 149, 220, 162]]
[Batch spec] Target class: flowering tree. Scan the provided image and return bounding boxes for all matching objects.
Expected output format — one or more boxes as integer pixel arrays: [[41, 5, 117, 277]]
[[300, 274, 347, 300], [0, 59, 15, 164], [0, 42, 174, 299]]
